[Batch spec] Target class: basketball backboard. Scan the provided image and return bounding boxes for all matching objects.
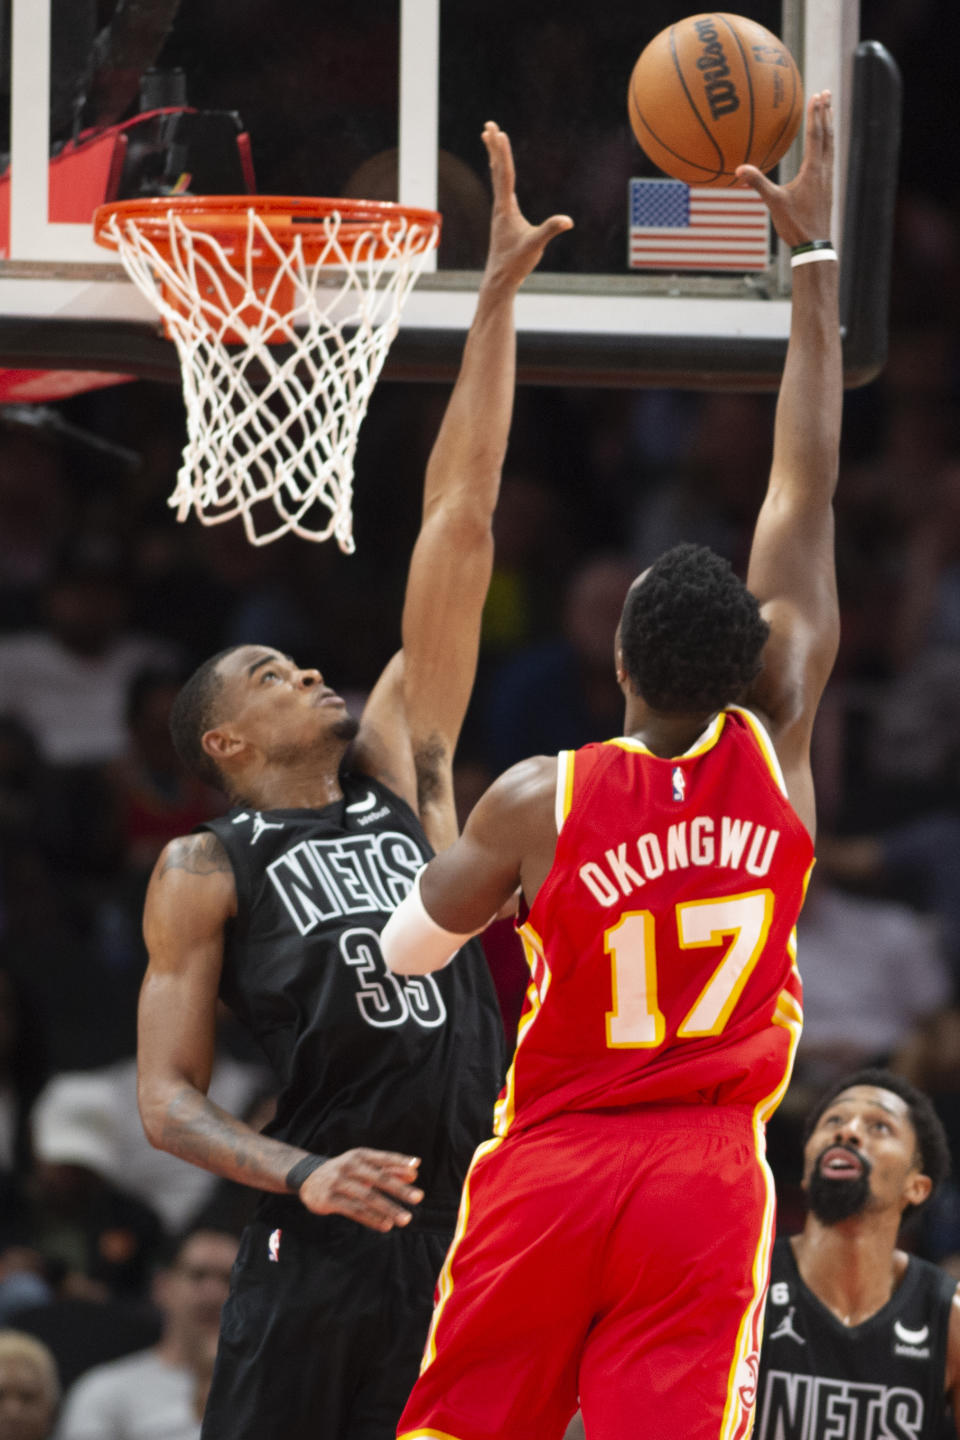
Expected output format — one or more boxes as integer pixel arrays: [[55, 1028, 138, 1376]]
[[0, 0, 898, 394]]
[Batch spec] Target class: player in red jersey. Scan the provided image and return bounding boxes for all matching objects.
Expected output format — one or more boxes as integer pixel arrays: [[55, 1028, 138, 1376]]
[[380, 94, 840, 1440]]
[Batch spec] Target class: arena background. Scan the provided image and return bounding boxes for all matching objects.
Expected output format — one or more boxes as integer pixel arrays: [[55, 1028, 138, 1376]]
[[0, 0, 958, 1417]]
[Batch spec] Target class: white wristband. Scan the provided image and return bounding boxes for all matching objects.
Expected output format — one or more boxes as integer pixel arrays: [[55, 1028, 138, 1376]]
[[380, 868, 477, 975], [790, 247, 838, 268]]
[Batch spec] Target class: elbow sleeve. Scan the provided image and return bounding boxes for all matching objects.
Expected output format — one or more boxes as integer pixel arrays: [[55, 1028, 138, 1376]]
[[381, 869, 478, 975]]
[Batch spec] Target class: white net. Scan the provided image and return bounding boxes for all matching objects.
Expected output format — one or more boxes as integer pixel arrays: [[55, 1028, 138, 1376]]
[[99, 203, 440, 548]]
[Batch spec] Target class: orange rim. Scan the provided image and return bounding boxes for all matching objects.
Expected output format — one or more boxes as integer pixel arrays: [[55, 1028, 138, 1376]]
[[93, 194, 442, 263]]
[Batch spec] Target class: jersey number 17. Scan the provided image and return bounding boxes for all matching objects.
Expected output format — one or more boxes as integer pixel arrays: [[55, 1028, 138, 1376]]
[[605, 888, 775, 1047]]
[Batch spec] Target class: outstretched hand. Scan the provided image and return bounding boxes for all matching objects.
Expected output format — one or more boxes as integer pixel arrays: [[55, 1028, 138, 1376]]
[[481, 120, 573, 290], [735, 91, 834, 249]]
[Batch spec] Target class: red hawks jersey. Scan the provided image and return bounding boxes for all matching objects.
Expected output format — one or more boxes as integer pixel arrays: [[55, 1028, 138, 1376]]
[[494, 707, 813, 1138]]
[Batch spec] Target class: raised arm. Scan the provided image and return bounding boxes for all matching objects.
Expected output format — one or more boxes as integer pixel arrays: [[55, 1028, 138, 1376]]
[[737, 93, 842, 833], [381, 755, 558, 975], [139, 832, 424, 1232], [356, 122, 572, 850]]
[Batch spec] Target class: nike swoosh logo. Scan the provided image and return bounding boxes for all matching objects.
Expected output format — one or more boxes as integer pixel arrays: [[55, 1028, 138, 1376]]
[[345, 791, 378, 814], [894, 1321, 929, 1345]]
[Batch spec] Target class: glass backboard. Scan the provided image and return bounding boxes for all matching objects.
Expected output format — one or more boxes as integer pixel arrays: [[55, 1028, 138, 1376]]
[[0, 0, 898, 393]]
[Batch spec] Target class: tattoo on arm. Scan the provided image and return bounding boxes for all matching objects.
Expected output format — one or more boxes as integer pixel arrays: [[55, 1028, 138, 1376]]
[[161, 1084, 299, 1192], [159, 832, 233, 879]]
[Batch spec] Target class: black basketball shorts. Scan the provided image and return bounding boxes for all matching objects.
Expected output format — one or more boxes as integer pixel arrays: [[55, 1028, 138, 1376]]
[[200, 1212, 452, 1440]]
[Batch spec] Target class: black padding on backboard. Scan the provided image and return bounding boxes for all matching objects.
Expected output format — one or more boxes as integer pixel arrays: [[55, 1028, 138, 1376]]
[[0, 317, 178, 382], [385, 330, 795, 392], [839, 41, 902, 388]]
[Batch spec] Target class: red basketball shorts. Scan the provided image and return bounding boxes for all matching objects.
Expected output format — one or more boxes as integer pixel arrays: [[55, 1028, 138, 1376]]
[[397, 1106, 774, 1440]]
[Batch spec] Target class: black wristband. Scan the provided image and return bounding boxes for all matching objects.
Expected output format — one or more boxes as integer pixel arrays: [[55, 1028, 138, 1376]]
[[790, 239, 833, 256], [285, 1154, 327, 1192]]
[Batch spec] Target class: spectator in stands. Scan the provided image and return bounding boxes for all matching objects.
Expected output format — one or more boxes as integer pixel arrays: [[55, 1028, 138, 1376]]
[[0, 720, 59, 953], [79, 1038, 270, 1235], [0, 962, 51, 1326], [790, 870, 952, 1100], [0, 965, 47, 1180], [0, 425, 70, 633], [0, 559, 176, 768], [19, 1074, 165, 1299], [105, 670, 223, 882], [0, 1330, 59, 1440], [819, 814, 960, 984], [484, 553, 634, 772], [55, 1228, 238, 1440]]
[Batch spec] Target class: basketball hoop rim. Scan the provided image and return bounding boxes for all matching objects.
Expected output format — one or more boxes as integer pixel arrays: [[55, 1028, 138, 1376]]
[[92, 194, 442, 262]]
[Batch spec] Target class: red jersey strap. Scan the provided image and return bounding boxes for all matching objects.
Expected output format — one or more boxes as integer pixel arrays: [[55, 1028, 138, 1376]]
[[725, 706, 789, 799]]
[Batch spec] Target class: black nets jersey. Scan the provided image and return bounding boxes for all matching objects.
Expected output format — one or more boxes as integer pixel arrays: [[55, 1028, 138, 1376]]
[[203, 774, 506, 1229], [756, 1235, 957, 1440]]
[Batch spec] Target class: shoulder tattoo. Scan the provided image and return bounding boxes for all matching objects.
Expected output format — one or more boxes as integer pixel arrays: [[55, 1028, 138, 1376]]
[[160, 831, 232, 878]]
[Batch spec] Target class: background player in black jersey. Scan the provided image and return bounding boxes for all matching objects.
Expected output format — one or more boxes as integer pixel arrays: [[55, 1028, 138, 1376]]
[[135, 123, 572, 1440], [756, 1070, 960, 1440]]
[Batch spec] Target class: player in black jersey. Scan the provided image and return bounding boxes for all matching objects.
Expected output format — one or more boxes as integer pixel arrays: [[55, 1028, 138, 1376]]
[[136, 122, 572, 1440], [756, 1069, 960, 1440]]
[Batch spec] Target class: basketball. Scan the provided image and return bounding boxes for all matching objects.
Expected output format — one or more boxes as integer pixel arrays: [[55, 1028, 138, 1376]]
[[628, 13, 803, 187]]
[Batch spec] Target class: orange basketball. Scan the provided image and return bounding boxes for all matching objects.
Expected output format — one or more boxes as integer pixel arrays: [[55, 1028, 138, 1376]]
[[628, 13, 803, 187]]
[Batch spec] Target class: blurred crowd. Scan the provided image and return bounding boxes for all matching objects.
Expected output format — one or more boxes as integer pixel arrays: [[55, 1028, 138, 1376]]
[[0, 1, 957, 1435]]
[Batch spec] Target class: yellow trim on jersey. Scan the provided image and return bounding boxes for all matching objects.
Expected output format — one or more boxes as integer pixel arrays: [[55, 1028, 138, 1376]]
[[675, 889, 774, 1038], [555, 750, 576, 832], [718, 1114, 777, 1440], [494, 922, 552, 1137], [604, 910, 664, 1048], [398, 1430, 466, 1439], [787, 860, 815, 969], [727, 705, 789, 798], [419, 1135, 503, 1376], [759, 985, 804, 1126], [605, 709, 727, 760], [717, 932, 805, 1440], [800, 856, 816, 906]]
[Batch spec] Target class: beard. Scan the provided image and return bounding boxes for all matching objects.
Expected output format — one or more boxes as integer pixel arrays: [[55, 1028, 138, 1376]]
[[332, 712, 360, 743], [807, 1145, 873, 1224], [265, 711, 360, 768]]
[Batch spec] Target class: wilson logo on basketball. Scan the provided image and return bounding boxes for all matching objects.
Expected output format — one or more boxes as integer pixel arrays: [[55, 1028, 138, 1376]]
[[693, 17, 741, 120]]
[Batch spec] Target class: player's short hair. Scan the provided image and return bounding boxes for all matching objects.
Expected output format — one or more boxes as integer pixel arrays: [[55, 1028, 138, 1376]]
[[802, 1068, 951, 1209], [169, 648, 237, 791], [155, 1221, 243, 1271], [618, 543, 770, 713]]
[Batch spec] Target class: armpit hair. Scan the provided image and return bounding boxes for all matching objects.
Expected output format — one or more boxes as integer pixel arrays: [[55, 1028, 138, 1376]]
[[413, 735, 450, 812]]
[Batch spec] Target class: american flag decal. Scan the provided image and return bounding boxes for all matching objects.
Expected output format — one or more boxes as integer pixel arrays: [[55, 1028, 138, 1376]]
[[628, 179, 770, 272]]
